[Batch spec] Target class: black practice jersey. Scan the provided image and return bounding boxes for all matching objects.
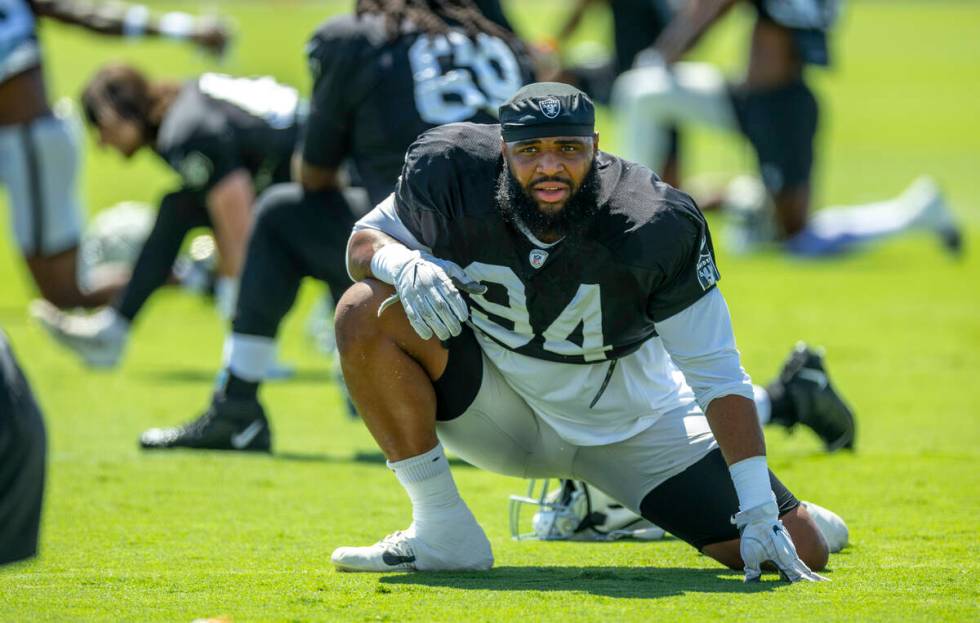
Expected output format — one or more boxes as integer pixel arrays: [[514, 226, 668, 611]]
[[155, 74, 303, 195], [394, 123, 720, 364], [302, 13, 534, 206]]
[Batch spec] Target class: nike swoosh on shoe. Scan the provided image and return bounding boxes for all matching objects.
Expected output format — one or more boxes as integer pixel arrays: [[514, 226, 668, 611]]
[[381, 550, 416, 567], [230, 420, 265, 449]]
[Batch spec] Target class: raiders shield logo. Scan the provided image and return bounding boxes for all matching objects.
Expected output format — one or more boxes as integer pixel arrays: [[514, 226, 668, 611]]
[[529, 248, 549, 269], [539, 97, 561, 119], [696, 235, 719, 290]]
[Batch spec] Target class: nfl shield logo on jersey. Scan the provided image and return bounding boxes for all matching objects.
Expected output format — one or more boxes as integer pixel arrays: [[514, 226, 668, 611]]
[[529, 248, 549, 269], [696, 235, 719, 290], [540, 97, 561, 119]]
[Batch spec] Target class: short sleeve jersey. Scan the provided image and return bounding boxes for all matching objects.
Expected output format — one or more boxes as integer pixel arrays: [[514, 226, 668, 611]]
[[155, 74, 303, 195], [302, 13, 534, 206], [394, 123, 721, 365], [0, 0, 38, 84]]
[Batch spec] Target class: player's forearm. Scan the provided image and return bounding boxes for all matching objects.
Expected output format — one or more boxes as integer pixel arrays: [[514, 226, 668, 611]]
[[705, 394, 766, 465], [707, 394, 775, 512], [655, 0, 737, 64], [32, 1, 225, 50], [347, 229, 402, 283], [555, 0, 601, 45]]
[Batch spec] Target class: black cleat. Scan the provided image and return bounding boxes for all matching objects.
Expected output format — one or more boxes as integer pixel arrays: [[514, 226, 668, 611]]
[[769, 343, 856, 452], [140, 396, 271, 452]]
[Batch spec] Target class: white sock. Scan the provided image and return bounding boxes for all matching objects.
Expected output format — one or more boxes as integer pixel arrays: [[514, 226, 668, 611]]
[[214, 276, 239, 321], [753, 384, 772, 426], [223, 333, 276, 382], [388, 443, 467, 526]]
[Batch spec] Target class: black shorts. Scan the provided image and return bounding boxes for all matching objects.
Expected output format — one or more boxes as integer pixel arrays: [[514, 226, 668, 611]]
[[639, 447, 799, 550], [0, 332, 47, 565]]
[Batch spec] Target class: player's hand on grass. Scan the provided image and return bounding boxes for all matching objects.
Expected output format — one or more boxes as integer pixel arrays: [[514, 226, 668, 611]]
[[375, 246, 486, 341], [733, 501, 828, 583]]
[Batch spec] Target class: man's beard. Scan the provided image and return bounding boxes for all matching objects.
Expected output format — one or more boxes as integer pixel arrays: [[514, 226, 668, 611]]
[[496, 160, 601, 243]]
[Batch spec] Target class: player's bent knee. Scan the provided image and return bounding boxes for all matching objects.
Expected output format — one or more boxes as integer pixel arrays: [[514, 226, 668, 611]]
[[334, 279, 393, 356]]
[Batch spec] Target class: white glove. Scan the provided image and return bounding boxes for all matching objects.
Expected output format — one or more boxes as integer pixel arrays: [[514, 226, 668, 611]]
[[372, 244, 485, 340], [732, 501, 828, 583]]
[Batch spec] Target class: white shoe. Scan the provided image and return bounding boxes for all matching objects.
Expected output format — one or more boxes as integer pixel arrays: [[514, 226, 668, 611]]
[[903, 176, 962, 256], [802, 501, 849, 553], [332, 518, 494, 573], [30, 300, 128, 368]]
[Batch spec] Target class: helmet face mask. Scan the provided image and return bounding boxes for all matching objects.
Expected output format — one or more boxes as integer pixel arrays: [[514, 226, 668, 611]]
[[509, 479, 666, 542]]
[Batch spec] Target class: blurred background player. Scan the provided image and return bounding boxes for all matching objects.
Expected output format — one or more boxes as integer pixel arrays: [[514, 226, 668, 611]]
[[0, 0, 229, 309], [31, 65, 304, 368], [536, 0, 682, 187], [0, 330, 46, 566], [611, 0, 962, 257], [136, 0, 536, 452]]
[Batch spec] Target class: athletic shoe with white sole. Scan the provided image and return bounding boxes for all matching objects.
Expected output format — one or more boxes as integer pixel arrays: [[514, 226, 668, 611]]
[[30, 300, 129, 369], [903, 176, 963, 257], [768, 342, 856, 452], [140, 396, 271, 452], [802, 501, 849, 553], [332, 517, 493, 572]]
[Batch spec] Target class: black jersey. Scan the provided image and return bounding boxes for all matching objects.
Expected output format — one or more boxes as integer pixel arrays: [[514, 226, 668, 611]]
[[394, 123, 720, 364], [155, 74, 303, 195], [302, 13, 534, 206]]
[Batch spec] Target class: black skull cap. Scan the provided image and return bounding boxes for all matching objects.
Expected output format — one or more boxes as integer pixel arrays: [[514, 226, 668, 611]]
[[499, 82, 595, 142]]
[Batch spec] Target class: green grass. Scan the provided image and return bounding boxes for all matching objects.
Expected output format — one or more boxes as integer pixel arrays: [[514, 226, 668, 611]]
[[2, 1, 979, 621]]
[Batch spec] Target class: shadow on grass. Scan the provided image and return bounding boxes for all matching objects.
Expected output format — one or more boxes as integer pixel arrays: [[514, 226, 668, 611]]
[[138, 367, 332, 384], [380, 566, 780, 598], [272, 450, 475, 468]]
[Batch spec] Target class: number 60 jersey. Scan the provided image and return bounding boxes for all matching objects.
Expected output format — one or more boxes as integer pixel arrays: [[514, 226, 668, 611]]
[[365, 123, 751, 446], [303, 11, 534, 206]]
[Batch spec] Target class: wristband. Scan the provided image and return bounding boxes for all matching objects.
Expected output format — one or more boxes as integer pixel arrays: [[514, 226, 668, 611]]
[[370, 243, 418, 285], [728, 455, 777, 512], [158, 12, 195, 40], [122, 5, 150, 37]]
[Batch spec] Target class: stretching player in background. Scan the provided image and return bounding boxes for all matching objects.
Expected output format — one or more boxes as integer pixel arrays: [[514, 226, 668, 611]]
[[31, 65, 303, 368], [611, 0, 961, 257], [0, 0, 229, 308], [537, 0, 682, 187], [134, 0, 535, 452]]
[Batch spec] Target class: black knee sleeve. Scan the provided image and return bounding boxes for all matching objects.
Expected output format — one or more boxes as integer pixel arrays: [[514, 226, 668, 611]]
[[729, 80, 818, 194]]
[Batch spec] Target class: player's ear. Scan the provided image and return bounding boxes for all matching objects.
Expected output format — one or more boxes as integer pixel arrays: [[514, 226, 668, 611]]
[[592, 132, 600, 155], [500, 138, 507, 158]]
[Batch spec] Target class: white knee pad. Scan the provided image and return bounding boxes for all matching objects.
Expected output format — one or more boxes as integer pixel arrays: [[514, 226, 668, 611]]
[[0, 106, 84, 257], [611, 62, 737, 171]]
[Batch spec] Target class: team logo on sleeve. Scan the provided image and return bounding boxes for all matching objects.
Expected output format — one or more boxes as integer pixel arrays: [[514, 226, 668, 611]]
[[529, 248, 549, 269], [539, 97, 561, 119], [696, 235, 719, 290], [178, 152, 213, 190]]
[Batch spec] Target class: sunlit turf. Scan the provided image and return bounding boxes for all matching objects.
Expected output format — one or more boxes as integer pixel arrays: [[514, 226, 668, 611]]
[[1, 1, 978, 621]]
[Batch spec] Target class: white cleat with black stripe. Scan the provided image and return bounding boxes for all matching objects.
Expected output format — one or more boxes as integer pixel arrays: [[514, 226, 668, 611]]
[[332, 518, 493, 573]]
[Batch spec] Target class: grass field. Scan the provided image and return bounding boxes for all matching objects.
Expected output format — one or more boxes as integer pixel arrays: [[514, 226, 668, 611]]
[[2, 1, 979, 621]]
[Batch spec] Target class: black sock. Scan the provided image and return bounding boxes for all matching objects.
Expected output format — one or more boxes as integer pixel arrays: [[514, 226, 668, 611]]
[[220, 371, 259, 401], [766, 382, 798, 427]]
